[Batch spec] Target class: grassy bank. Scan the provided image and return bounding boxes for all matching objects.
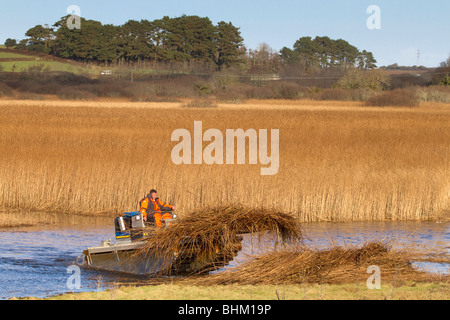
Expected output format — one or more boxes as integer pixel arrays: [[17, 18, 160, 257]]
[[0, 100, 449, 222], [31, 282, 449, 300], [0, 49, 96, 74]]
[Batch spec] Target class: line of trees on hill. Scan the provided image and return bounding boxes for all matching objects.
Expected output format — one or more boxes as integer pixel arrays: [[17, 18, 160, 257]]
[[5, 15, 378, 72], [12, 15, 244, 70], [280, 36, 377, 70]]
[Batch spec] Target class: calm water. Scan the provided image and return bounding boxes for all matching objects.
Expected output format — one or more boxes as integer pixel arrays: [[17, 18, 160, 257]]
[[0, 217, 448, 300]]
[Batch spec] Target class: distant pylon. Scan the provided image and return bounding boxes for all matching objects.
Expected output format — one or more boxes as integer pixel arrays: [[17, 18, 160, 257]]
[[417, 49, 420, 67]]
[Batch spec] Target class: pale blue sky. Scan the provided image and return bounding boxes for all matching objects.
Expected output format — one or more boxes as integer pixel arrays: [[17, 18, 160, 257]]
[[1, 0, 449, 67]]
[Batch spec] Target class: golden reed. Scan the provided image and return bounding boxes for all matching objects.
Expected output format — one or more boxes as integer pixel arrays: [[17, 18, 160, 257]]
[[0, 100, 448, 222]]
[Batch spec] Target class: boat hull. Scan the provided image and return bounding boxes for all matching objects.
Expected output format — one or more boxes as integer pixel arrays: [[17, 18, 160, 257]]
[[84, 242, 173, 275], [83, 237, 242, 275]]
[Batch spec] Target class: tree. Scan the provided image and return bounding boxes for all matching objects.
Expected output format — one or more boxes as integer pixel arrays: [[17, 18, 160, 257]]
[[214, 21, 244, 69], [25, 24, 54, 53], [293, 36, 319, 68], [333, 38, 359, 67], [439, 55, 450, 68], [4, 38, 17, 48], [117, 20, 156, 62], [285, 36, 376, 70], [15, 39, 29, 50], [163, 15, 217, 63], [441, 74, 450, 86], [96, 24, 120, 63], [247, 43, 281, 73], [52, 17, 107, 62], [279, 46, 300, 65], [357, 50, 377, 70], [73, 20, 104, 61], [314, 36, 335, 68], [14, 15, 246, 69], [434, 54, 450, 85], [336, 69, 390, 90]]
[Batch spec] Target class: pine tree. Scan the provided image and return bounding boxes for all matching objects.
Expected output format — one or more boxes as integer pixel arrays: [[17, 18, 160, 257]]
[[214, 21, 244, 70]]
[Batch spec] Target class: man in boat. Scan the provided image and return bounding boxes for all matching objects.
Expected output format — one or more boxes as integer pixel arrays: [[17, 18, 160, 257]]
[[139, 189, 175, 228]]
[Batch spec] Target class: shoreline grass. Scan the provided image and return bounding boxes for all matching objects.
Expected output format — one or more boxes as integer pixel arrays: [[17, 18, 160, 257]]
[[21, 281, 449, 300]]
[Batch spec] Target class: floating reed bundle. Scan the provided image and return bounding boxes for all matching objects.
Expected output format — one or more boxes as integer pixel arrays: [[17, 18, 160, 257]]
[[189, 241, 439, 285], [135, 205, 304, 275]]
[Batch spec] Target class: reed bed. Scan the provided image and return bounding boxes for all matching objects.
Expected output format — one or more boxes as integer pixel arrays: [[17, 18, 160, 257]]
[[0, 100, 449, 221], [134, 205, 304, 275], [188, 241, 443, 286]]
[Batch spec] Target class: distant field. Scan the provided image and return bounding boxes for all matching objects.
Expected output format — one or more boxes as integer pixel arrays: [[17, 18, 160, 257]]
[[0, 49, 172, 76], [0, 100, 448, 222], [0, 49, 96, 74], [0, 60, 92, 73], [0, 51, 33, 59]]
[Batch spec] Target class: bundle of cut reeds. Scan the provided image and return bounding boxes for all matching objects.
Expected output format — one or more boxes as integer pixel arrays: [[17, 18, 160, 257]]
[[135, 205, 304, 275], [188, 241, 439, 285]]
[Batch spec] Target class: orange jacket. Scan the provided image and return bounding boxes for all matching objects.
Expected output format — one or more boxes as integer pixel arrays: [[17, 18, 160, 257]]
[[140, 197, 173, 220]]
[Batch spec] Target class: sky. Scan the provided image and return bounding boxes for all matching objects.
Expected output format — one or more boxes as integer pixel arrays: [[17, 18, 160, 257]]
[[0, 0, 449, 67]]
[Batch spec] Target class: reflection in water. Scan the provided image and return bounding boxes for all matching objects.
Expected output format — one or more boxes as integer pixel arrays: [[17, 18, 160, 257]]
[[0, 216, 448, 300]]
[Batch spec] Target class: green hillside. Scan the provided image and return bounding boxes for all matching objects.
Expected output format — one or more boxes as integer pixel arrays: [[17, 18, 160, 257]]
[[0, 49, 97, 74]]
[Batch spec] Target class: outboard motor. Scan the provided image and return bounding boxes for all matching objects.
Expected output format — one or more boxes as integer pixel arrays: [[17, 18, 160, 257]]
[[115, 212, 147, 243], [114, 211, 177, 243], [114, 215, 132, 243]]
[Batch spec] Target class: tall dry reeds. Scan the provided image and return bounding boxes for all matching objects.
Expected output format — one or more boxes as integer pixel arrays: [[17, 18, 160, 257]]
[[0, 100, 448, 221]]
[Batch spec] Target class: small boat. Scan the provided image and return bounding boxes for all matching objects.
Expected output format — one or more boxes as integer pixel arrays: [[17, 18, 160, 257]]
[[83, 212, 242, 275]]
